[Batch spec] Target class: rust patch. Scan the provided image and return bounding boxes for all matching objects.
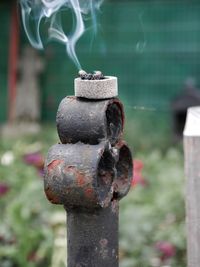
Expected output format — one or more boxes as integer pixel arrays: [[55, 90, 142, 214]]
[[48, 159, 64, 171], [77, 174, 85, 187], [45, 186, 60, 204], [64, 166, 88, 187], [114, 139, 125, 150], [84, 188, 94, 199]]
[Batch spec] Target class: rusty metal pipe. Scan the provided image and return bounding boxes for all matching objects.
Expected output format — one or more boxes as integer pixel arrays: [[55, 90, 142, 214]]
[[44, 75, 133, 267], [56, 97, 124, 145], [44, 141, 132, 266], [44, 142, 115, 209], [44, 141, 132, 208], [67, 202, 119, 267]]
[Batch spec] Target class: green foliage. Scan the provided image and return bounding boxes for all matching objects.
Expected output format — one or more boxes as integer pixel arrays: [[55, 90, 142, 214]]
[[120, 148, 186, 267], [124, 110, 172, 153], [0, 126, 58, 267], [0, 124, 186, 267]]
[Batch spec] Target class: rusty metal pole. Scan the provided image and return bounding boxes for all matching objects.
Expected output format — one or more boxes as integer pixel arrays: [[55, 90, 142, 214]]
[[44, 75, 133, 267]]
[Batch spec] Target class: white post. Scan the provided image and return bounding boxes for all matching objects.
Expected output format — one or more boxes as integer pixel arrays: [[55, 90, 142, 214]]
[[184, 107, 200, 267]]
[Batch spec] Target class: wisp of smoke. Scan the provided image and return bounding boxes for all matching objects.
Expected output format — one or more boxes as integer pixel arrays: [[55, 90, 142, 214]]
[[20, 0, 103, 69]]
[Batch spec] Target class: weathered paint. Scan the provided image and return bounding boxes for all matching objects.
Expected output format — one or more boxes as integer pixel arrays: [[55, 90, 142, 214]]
[[48, 159, 64, 171], [45, 186, 60, 204], [84, 188, 94, 199]]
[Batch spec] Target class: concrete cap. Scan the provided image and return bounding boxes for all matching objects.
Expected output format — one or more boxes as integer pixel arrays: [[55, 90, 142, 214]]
[[184, 107, 200, 136], [74, 76, 118, 99]]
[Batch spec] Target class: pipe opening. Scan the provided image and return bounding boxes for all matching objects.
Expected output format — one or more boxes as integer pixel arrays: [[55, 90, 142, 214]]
[[114, 144, 132, 199], [106, 103, 123, 145], [97, 150, 115, 201]]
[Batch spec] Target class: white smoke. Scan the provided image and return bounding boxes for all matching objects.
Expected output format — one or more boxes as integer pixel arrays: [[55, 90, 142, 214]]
[[20, 0, 103, 69]]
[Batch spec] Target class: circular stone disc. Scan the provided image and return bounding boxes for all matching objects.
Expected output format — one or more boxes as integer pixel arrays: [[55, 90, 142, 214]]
[[74, 76, 118, 99]]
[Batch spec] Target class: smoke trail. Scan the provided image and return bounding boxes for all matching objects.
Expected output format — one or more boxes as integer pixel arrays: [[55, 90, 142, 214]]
[[19, 0, 103, 69]]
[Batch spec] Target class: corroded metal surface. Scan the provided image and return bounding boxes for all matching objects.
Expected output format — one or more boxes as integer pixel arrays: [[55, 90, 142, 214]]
[[44, 142, 115, 209], [56, 97, 124, 145], [44, 141, 132, 210], [67, 202, 119, 267], [112, 141, 133, 199], [44, 85, 133, 267]]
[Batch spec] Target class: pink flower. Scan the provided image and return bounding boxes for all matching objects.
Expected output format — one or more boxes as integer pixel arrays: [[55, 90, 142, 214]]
[[0, 183, 10, 197], [155, 241, 176, 262], [23, 152, 44, 169], [131, 159, 148, 187], [23, 152, 44, 176]]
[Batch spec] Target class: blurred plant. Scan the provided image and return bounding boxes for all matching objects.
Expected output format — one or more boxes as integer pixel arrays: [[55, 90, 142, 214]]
[[1, 151, 14, 166], [132, 159, 148, 187], [23, 152, 45, 176], [0, 183, 10, 197], [23, 152, 44, 169], [0, 127, 58, 267], [155, 241, 176, 263], [0, 125, 186, 267], [120, 148, 186, 267]]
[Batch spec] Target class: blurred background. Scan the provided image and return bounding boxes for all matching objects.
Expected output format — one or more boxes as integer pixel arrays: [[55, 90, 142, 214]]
[[1, 0, 200, 266]]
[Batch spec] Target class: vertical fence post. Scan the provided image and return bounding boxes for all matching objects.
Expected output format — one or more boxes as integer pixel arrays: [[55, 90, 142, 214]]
[[184, 107, 200, 267], [44, 75, 133, 267]]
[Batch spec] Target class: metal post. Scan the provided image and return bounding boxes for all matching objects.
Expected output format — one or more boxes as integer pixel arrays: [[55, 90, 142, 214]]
[[44, 74, 133, 267]]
